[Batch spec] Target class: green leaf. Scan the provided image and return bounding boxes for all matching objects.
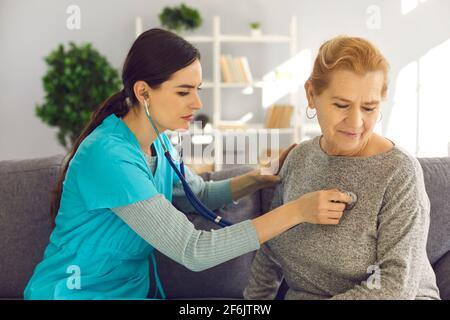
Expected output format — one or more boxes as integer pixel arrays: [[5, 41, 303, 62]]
[[159, 3, 202, 32], [35, 42, 121, 149]]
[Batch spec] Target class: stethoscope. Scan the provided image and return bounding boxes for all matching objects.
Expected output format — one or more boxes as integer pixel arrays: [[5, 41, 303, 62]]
[[144, 99, 232, 228]]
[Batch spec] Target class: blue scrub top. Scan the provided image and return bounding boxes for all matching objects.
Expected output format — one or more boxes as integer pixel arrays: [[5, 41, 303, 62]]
[[24, 114, 181, 300]]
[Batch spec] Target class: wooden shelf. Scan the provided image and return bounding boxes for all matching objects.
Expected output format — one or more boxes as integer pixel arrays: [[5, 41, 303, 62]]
[[220, 35, 291, 43], [136, 16, 301, 171], [184, 36, 214, 43], [170, 124, 298, 135], [184, 35, 291, 43], [218, 127, 296, 135], [202, 80, 296, 89]]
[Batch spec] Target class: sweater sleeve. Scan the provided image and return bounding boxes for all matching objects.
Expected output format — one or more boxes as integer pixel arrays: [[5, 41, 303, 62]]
[[111, 194, 259, 272], [171, 165, 233, 213], [243, 243, 284, 300], [331, 158, 433, 300]]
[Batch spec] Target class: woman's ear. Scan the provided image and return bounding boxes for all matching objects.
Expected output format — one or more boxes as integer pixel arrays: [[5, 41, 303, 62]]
[[133, 81, 150, 104], [304, 80, 316, 109]]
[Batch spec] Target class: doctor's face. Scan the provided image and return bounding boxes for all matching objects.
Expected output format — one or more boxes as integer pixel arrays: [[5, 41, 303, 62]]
[[147, 59, 203, 132], [305, 70, 384, 157]]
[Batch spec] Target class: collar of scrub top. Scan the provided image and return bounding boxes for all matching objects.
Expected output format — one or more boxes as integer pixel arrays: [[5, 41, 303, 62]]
[[143, 101, 232, 228]]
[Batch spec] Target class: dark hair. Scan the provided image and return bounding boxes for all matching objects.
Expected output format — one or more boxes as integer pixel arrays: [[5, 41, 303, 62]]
[[50, 28, 200, 225]]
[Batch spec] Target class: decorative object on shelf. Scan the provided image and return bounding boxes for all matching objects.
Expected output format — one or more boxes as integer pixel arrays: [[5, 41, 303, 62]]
[[35, 42, 121, 150], [158, 3, 203, 33], [249, 22, 262, 37], [220, 55, 253, 83], [264, 105, 294, 129]]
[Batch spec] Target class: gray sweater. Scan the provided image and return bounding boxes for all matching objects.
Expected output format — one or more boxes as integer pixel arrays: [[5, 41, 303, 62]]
[[244, 136, 440, 300]]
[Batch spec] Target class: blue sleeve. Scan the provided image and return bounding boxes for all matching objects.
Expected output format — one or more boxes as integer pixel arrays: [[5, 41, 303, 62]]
[[75, 137, 159, 211]]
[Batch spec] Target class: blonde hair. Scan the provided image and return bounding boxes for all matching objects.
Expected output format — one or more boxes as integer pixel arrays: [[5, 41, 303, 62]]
[[309, 36, 390, 98]]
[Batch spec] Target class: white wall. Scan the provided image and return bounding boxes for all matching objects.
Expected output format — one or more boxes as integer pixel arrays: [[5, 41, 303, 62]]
[[1, 0, 449, 160]]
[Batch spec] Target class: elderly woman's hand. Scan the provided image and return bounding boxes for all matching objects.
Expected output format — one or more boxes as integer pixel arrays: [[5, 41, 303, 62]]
[[229, 144, 298, 200], [256, 143, 298, 188]]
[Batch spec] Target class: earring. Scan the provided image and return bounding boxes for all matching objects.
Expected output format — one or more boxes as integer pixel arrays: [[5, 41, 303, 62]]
[[306, 106, 317, 119]]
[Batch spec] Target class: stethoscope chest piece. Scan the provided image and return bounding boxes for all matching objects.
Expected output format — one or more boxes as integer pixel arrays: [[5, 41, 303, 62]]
[[331, 190, 358, 211], [343, 191, 358, 210]]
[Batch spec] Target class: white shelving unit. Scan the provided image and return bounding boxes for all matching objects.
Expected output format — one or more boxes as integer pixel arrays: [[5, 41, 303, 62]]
[[136, 16, 307, 171]]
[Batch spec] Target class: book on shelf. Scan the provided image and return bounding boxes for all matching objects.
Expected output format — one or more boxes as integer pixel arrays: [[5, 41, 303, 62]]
[[264, 104, 294, 129], [228, 56, 242, 82], [220, 55, 253, 83], [240, 57, 253, 83], [233, 57, 245, 82], [220, 56, 233, 83]]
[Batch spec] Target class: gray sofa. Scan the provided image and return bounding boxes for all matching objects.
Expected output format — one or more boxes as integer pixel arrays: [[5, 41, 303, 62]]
[[1, 154, 449, 300]]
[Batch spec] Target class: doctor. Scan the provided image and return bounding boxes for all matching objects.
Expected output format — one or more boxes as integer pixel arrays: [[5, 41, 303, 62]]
[[24, 28, 351, 300]]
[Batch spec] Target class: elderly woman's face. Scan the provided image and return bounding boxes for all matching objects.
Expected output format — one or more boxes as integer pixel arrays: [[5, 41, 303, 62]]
[[306, 70, 384, 156]]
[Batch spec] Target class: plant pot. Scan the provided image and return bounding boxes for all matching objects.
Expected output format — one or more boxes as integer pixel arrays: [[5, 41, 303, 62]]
[[175, 29, 195, 39], [251, 28, 262, 37]]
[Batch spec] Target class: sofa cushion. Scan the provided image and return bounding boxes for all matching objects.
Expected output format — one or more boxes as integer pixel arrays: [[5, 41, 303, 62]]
[[0, 155, 65, 298], [418, 158, 450, 265], [154, 165, 262, 299]]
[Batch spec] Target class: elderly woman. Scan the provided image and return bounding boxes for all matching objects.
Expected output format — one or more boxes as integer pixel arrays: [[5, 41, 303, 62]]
[[244, 36, 440, 300]]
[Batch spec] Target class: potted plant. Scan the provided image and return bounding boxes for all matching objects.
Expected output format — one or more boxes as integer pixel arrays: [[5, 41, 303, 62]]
[[35, 42, 121, 151], [249, 22, 262, 37], [159, 3, 203, 34]]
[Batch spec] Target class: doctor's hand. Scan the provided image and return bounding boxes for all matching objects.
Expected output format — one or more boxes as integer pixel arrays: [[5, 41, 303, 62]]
[[288, 189, 353, 225], [251, 188, 353, 244]]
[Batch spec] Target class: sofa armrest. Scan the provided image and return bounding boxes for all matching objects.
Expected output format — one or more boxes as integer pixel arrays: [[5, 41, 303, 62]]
[[0, 154, 66, 299], [434, 250, 450, 300]]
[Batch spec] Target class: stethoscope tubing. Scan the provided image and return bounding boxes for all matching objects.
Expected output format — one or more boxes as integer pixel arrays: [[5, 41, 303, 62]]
[[144, 99, 232, 228], [164, 150, 232, 227]]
